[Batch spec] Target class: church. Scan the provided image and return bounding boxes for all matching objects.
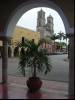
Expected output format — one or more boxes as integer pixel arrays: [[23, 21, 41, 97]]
[[37, 9, 54, 38], [36, 9, 56, 54]]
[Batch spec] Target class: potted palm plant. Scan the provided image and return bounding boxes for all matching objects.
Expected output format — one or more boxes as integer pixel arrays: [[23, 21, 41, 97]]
[[18, 37, 52, 92]]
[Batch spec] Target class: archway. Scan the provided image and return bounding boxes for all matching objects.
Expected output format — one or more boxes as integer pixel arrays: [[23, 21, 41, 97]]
[[1, 0, 74, 98], [5, 0, 71, 37]]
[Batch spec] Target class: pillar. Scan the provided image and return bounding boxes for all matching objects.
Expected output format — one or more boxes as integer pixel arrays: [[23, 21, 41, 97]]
[[2, 38, 8, 84], [11, 46, 14, 57], [68, 33, 74, 99]]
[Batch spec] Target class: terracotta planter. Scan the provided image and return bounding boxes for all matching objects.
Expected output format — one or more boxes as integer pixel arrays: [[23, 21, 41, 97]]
[[26, 77, 42, 92]]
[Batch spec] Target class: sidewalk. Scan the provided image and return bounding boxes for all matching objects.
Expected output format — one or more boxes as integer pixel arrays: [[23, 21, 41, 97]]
[[0, 75, 68, 99]]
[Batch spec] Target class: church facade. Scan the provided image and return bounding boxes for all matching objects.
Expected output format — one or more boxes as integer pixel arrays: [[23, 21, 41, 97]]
[[36, 9, 56, 54], [37, 9, 54, 38]]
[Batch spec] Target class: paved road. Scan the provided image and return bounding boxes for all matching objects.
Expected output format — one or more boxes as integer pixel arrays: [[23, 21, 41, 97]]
[[0, 54, 69, 82]]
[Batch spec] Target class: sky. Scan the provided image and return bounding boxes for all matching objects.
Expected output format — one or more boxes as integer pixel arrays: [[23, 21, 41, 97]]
[[17, 7, 68, 43]]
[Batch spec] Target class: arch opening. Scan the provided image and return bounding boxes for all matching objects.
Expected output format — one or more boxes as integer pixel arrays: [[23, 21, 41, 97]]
[[5, 0, 70, 37], [4, 2, 69, 83]]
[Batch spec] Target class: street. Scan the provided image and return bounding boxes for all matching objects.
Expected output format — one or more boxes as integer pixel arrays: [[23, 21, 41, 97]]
[[0, 54, 69, 82]]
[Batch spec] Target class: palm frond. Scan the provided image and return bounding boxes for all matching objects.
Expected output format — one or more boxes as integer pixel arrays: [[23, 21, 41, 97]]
[[18, 38, 52, 77]]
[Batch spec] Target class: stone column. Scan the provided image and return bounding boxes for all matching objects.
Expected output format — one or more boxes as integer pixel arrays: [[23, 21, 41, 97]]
[[68, 33, 74, 99], [2, 38, 8, 84], [11, 46, 14, 57]]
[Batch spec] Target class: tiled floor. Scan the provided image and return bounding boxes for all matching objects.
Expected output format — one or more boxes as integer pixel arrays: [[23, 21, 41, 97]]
[[0, 75, 68, 99]]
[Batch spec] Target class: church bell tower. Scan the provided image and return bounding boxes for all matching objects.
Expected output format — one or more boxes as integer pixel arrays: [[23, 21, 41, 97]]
[[36, 9, 54, 39], [37, 9, 46, 38], [46, 15, 54, 36]]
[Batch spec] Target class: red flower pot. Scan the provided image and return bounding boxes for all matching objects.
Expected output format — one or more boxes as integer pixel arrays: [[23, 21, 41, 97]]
[[26, 77, 42, 92]]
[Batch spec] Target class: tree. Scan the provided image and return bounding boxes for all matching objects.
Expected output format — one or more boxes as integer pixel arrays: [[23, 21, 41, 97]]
[[63, 34, 68, 45], [17, 37, 52, 91], [45, 36, 52, 44], [51, 34, 59, 44], [57, 31, 64, 51], [18, 37, 52, 77], [63, 33, 69, 52]]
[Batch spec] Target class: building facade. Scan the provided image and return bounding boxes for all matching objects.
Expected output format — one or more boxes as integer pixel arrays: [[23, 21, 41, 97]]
[[36, 9, 56, 54], [37, 9, 54, 38], [0, 9, 56, 57]]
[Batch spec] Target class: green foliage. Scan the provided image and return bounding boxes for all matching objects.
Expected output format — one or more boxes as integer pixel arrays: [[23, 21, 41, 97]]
[[63, 34, 69, 40], [46, 34, 59, 44], [55, 41, 67, 50], [51, 34, 59, 40], [57, 32, 64, 40], [44, 36, 53, 44], [18, 38, 52, 77]]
